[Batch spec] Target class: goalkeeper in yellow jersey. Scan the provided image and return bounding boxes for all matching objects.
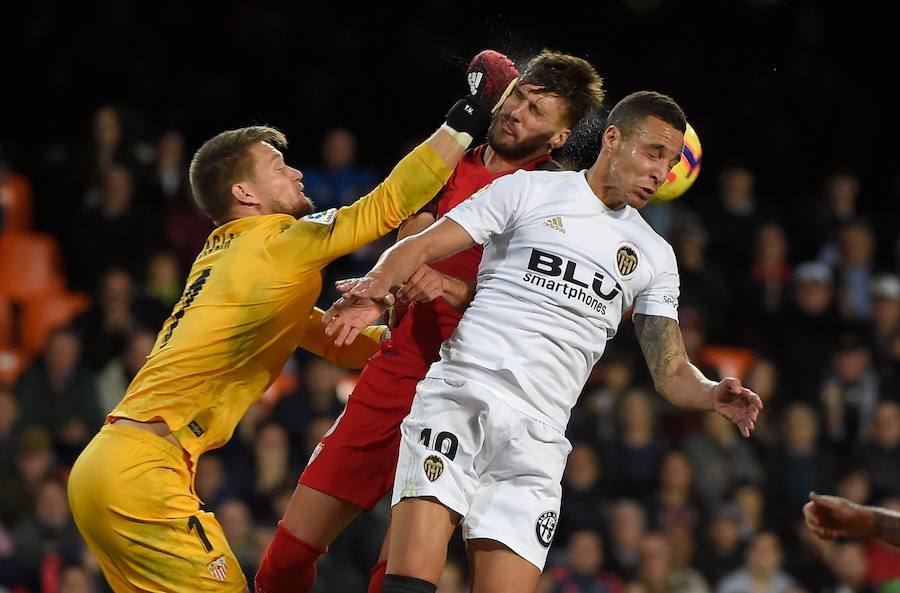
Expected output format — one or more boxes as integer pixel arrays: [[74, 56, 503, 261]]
[[66, 50, 519, 593]]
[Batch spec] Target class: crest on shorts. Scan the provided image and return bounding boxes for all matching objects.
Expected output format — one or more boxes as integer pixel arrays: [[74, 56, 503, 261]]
[[207, 556, 228, 581], [534, 510, 558, 548], [616, 243, 639, 278], [423, 455, 444, 482]]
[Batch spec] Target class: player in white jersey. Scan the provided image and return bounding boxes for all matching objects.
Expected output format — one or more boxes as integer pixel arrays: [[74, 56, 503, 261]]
[[324, 91, 763, 593]]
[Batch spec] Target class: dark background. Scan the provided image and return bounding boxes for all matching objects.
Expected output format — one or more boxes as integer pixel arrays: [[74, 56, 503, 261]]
[[3, 1, 895, 232]]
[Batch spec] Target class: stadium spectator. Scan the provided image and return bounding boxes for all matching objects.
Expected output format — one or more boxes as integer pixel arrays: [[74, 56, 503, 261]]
[[72, 268, 168, 371], [870, 274, 900, 396], [95, 328, 156, 414], [671, 220, 730, 343], [743, 223, 792, 344], [11, 478, 84, 593], [775, 262, 840, 403], [143, 250, 183, 309], [648, 450, 701, 535], [833, 220, 877, 321], [819, 328, 879, 452], [549, 530, 623, 593], [14, 329, 102, 458], [615, 388, 670, 499], [634, 532, 709, 593], [558, 445, 608, 544], [683, 413, 763, 512], [715, 532, 796, 593], [606, 500, 648, 582], [856, 401, 900, 500], [821, 541, 877, 593], [701, 165, 767, 290], [70, 163, 159, 291], [764, 403, 838, 528], [693, 504, 745, 586]]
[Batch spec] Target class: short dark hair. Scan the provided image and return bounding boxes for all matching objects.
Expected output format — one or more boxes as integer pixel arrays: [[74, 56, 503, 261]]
[[519, 50, 605, 127], [189, 126, 287, 223], [606, 91, 687, 138]]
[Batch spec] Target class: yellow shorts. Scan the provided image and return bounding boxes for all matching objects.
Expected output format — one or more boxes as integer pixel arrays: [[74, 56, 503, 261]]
[[67, 422, 246, 592]]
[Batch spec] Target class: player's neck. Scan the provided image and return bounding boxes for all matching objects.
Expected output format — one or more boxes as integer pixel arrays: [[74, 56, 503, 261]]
[[585, 159, 628, 211], [482, 145, 546, 174]]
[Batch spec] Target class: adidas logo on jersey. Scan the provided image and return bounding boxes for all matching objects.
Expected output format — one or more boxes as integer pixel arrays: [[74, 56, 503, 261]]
[[543, 216, 566, 233], [468, 71, 483, 95]]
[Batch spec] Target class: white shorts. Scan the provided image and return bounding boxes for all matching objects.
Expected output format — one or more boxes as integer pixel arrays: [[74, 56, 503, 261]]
[[391, 373, 572, 570]]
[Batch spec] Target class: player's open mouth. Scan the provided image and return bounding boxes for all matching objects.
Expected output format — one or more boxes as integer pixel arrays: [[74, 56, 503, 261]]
[[639, 187, 655, 199], [501, 120, 516, 136]]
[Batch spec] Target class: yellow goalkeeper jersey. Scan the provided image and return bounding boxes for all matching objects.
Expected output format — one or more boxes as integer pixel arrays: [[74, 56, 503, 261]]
[[109, 142, 451, 466]]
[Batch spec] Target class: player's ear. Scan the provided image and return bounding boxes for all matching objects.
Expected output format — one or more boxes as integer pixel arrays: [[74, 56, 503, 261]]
[[550, 128, 571, 150], [231, 182, 260, 206], [603, 125, 620, 150]]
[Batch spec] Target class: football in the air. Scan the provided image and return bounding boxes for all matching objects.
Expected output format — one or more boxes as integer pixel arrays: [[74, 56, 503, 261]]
[[651, 122, 702, 202]]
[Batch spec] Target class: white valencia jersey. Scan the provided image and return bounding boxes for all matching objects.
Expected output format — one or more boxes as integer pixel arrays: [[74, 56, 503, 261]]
[[434, 169, 680, 430]]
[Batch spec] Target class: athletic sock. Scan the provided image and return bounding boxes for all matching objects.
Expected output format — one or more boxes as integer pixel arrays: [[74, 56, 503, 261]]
[[254, 521, 326, 593], [381, 574, 437, 593], [367, 559, 388, 593]]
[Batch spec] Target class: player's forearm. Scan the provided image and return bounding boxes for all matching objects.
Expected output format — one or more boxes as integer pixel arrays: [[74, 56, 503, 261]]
[[871, 507, 900, 547], [368, 218, 474, 295], [427, 125, 470, 172], [329, 133, 462, 248], [367, 138, 457, 228], [634, 313, 716, 411], [368, 125, 468, 224], [656, 359, 717, 411], [441, 276, 475, 310], [368, 236, 433, 293]]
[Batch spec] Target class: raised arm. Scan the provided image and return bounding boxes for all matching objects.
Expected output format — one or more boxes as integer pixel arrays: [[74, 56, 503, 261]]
[[633, 313, 762, 437], [273, 50, 518, 274]]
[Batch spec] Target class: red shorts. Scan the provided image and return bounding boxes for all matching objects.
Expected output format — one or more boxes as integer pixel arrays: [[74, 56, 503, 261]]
[[299, 362, 422, 510]]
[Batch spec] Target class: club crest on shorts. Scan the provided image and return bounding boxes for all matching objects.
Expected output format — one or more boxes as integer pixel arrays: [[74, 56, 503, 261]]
[[535, 510, 558, 548], [207, 556, 228, 581], [423, 455, 444, 482], [616, 242, 639, 278]]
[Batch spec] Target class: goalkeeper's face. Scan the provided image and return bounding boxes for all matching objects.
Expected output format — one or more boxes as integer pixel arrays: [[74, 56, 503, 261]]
[[246, 142, 314, 218], [487, 84, 570, 162]]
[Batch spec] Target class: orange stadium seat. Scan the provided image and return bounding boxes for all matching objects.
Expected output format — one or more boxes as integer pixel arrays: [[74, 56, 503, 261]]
[[699, 345, 758, 380], [20, 292, 90, 355], [0, 172, 34, 230], [0, 347, 29, 388], [0, 295, 12, 348], [0, 231, 66, 302]]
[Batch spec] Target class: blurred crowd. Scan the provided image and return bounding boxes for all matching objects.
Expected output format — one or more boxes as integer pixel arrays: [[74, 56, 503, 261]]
[[1, 99, 899, 593]]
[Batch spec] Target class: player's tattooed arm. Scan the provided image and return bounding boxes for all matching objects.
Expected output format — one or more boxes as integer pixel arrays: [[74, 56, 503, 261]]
[[634, 313, 688, 392], [633, 313, 715, 410], [634, 313, 762, 436], [872, 508, 900, 548]]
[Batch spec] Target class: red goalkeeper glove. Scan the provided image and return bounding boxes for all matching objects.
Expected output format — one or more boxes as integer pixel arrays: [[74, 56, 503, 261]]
[[445, 50, 518, 142]]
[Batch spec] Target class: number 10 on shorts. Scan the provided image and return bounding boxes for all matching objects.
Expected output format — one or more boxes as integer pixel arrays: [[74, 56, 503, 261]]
[[419, 428, 459, 460]]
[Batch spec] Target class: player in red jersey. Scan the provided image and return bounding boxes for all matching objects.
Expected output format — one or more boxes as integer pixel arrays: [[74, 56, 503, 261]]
[[255, 50, 605, 593]]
